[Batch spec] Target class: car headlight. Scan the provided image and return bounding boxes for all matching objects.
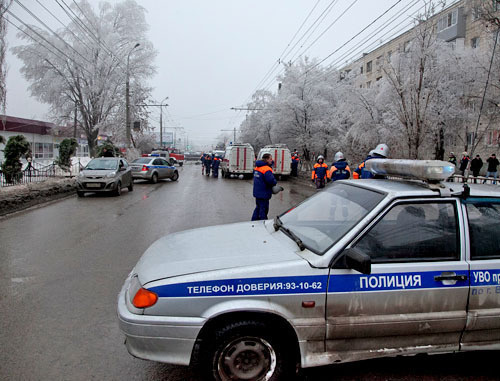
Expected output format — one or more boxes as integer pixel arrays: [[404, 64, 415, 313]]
[[106, 171, 117, 178]]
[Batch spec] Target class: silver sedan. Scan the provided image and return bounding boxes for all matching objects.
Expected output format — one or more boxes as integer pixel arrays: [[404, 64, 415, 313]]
[[76, 158, 133, 197], [130, 157, 179, 183]]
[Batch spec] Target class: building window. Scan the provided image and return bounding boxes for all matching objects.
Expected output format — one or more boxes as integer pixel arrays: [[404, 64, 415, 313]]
[[467, 132, 476, 146], [471, 6, 480, 20], [487, 130, 500, 146], [360, 65, 364, 74], [366, 81, 371, 88], [471, 37, 480, 49], [366, 61, 372, 73], [403, 41, 411, 53], [437, 9, 458, 32], [34, 142, 54, 159]]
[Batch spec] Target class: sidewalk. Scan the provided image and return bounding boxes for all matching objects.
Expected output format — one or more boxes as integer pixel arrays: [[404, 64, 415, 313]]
[[0, 178, 76, 217]]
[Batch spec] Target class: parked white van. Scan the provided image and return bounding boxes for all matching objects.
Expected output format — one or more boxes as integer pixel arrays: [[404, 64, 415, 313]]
[[257, 144, 292, 178], [221, 143, 255, 178]]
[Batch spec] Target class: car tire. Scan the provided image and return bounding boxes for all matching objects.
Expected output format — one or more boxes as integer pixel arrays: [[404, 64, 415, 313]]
[[151, 173, 158, 184], [201, 320, 294, 381], [171, 171, 179, 181], [114, 182, 122, 196], [77, 191, 85, 197], [169, 159, 175, 166], [128, 180, 134, 192]]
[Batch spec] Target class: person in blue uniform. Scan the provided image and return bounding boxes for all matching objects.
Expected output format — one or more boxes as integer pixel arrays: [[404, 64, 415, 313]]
[[328, 151, 351, 182], [212, 156, 221, 178], [311, 155, 328, 189], [291, 154, 299, 177], [353, 144, 389, 179], [252, 153, 277, 221], [204, 154, 212, 176]]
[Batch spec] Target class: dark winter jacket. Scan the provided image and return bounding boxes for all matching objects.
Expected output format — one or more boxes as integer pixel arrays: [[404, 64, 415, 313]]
[[329, 159, 351, 181], [355, 154, 384, 179], [253, 160, 277, 200], [487, 157, 500, 172], [470, 158, 483, 172], [212, 157, 220, 170], [312, 162, 329, 180], [459, 156, 470, 171]]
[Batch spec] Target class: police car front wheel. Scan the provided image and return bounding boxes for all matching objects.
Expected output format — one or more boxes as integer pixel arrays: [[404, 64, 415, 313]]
[[206, 320, 295, 381]]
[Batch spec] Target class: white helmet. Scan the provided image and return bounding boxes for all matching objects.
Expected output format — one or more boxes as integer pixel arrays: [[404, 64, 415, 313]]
[[317, 155, 324, 161], [373, 143, 389, 158], [334, 151, 344, 161]]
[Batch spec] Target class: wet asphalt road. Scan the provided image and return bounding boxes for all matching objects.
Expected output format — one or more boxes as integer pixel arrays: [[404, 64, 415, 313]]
[[0, 163, 498, 381]]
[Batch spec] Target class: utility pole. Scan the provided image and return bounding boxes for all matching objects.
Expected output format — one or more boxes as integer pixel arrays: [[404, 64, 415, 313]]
[[221, 127, 237, 143], [126, 43, 140, 147], [137, 97, 169, 147]]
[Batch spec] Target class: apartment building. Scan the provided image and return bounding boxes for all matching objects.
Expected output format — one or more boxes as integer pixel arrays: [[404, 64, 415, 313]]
[[341, 0, 500, 162]]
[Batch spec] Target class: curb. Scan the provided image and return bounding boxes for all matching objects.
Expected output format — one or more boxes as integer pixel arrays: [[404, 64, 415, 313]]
[[0, 178, 77, 218]]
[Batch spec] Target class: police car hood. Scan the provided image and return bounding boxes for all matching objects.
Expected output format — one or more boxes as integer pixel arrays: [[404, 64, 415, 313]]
[[135, 221, 300, 284]]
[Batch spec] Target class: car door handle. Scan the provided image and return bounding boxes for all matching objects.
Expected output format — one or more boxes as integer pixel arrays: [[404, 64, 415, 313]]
[[434, 274, 467, 282]]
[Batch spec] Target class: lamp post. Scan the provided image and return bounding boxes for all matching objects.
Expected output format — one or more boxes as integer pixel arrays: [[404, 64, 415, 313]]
[[126, 43, 140, 147], [159, 96, 168, 148]]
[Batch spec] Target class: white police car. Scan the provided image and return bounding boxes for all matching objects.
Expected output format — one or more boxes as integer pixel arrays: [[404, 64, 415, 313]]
[[118, 160, 500, 380], [130, 156, 179, 183]]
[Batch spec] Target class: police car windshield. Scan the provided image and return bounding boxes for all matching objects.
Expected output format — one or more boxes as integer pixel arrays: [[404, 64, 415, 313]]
[[86, 158, 118, 170], [279, 183, 385, 255]]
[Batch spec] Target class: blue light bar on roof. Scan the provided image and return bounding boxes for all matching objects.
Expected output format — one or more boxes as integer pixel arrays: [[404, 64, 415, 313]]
[[366, 159, 455, 181]]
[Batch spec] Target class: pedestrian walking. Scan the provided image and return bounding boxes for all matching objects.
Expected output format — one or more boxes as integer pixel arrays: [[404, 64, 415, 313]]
[[212, 156, 221, 178], [483, 153, 499, 184], [353, 144, 388, 179], [204, 154, 212, 176], [291, 153, 299, 177], [328, 151, 351, 182], [470, 154, 483, 183], [252, 153, 277, 221], [311, 155, 328, 189], [459, 152, 470, 182], [200, 153, 205, 175]]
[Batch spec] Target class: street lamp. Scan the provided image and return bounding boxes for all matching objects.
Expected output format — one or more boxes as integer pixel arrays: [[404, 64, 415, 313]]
[[159, 96, 168, 148], [126, 43, 140, 147]]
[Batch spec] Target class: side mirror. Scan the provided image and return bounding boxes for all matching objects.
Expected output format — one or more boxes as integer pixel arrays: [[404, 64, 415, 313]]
[[344, 247, 371, 275]]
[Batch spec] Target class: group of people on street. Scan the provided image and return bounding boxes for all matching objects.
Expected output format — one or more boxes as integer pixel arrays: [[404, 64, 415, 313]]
[[200, 153, 221, 178], [451, 151, 499, 184], [310, 144, 388, 189]]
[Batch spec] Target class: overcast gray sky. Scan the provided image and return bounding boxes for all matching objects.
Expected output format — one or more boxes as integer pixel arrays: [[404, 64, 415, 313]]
[[5, 0, 458, 150]]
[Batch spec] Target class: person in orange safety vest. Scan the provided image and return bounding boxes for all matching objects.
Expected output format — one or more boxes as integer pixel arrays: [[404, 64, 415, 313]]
[[312, 155, 328, 189]]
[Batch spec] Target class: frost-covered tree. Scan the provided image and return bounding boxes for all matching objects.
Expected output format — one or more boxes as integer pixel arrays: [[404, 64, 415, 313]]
[[13, 0, 156, 155]]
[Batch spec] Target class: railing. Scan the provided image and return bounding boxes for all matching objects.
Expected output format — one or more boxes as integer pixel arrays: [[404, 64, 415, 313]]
[[0, 161, 83, 187], [450, 174, 499, 184]]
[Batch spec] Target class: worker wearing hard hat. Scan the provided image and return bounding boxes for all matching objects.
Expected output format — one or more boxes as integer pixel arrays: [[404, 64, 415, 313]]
[[312, 155, 329, 189], [328, 151, 351, 182], [353, 144, 389, 179]]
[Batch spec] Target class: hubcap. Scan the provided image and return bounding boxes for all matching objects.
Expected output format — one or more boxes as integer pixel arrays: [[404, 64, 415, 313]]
[[217, 336, 276, 380]]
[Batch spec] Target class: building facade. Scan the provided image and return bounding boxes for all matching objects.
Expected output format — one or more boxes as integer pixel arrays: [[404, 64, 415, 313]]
[[341, 0, 500, 164], [0, 115, 89, 167]]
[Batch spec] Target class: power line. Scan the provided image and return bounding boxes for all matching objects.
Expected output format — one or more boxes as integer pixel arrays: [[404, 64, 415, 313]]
[[5, 8, 93, 76], [13, 0, 93, 66], [248, 0, 322, 96], [34, 0, 94, 52]]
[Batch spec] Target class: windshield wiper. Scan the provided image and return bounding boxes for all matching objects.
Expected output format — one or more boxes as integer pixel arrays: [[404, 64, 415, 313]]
[[273, 216, 305, 251]]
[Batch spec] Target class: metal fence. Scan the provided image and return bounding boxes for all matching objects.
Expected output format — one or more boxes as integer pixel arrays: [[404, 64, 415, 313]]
[[0, 162, 83, 187]]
